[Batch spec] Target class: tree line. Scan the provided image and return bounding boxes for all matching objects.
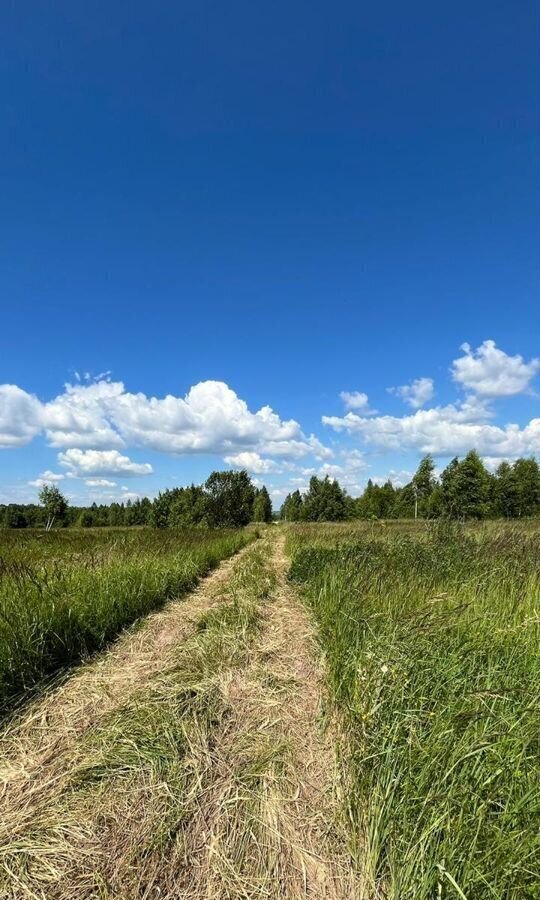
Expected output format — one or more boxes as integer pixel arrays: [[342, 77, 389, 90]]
[[4, 451, 540, 529], [1, 470, 273, 529], [281, 451, 540, 521]]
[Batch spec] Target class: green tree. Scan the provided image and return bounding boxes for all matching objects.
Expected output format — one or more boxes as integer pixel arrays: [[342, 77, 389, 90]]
[[3, 505, 28, 528], [151, 491, 174, 528], [281, 490, 304, 521], [510, 458, 540, 517], [78, 509, 95, 527], [441, 451, 490, 519], [108, 502, 125, 526], [205, 470, 256, 527], [38, 485, 68, 530], [496, 458, 540, 517], [411, 455, 436, 518], [355, 479, 381, 518], [126, 497, 153, 526], [302, 476, 350, 521], [252, 486, 272, 522], [169, 485, 209, 527]]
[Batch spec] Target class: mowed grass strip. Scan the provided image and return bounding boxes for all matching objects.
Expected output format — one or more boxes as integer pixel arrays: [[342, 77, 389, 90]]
[[0, 527, 252, 711], [287, 522, 540, 900], [0, 539, 275, 899]]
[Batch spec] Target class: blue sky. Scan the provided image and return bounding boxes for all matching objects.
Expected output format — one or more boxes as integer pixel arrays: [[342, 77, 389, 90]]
[[1, 1, 539, 507]]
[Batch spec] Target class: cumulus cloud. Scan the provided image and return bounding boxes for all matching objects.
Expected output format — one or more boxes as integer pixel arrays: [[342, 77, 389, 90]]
[[340, 391, 377, 414], [42, 380, 126, 449], [323, 342, 540, 459], [0, 385, 42, 447], [452, 340, 540, 396], [295, 450, 367, 496], [323, 398, 540, 458], [85, 478, 117, 487], [0, 378, 330, 460], [372, 469, 414, 488], [389, 377, 434, 409], [28, 470, 66, 488], [223, 452, 283, 474], [58, 449, 153, 478]]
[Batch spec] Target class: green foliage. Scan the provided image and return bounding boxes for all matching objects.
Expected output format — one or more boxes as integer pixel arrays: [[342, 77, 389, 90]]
[[0, 527, 252, 712], [355, 478, 397, 519], [440, 450, 491, 519], [125, 497, 152, 526], [2, 505, 29, 528], [303, 475, 351, 521], [349, 452, 540, 521], [495, 457, 540, 518], [38, 484, 68, 529], [280, 490, 304, 521], [5, 454, 540, 532], [282, 476, 351, 522], [1, 471, 269, 532], [252, 485, 272, 522], [169, 485, 209, 527], [77, 509, 95, 527], [205, 469, 256, 527], [288, 524, 540, 898]]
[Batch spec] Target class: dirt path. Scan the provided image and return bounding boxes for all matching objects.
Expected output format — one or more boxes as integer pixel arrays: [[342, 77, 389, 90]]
[[0, 532, 357, 899], [176, 533, 358, 899]]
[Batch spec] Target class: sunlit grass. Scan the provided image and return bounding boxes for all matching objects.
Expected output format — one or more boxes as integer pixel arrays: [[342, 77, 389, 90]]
[[287, 522, 540, 899], [0, 540, 276, 898], [0, 527, 252, 711]]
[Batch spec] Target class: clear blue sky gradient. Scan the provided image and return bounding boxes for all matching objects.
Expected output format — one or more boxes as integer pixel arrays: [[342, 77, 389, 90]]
[[1, 1, 539, 503]]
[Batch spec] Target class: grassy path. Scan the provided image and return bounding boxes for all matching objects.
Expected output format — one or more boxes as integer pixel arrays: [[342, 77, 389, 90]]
[[0, 540, 255, 890], [176, 533, 356, 899], [0, 531, 356, 899], [0, 541, 252, 788]]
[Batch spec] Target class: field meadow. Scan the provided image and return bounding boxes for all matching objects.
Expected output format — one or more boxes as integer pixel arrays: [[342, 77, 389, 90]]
[[0, 526, 253, 712], [0, 519, 539, 897], [287, 520, 540, 898]]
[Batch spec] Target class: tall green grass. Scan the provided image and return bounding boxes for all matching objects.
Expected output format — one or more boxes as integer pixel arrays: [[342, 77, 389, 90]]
[[288, 523, 540, 899], [0, 527, 252, 710]]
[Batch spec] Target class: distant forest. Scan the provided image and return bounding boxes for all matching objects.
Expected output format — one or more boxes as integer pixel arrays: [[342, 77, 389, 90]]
[[281, 452, 540, 521], [1, 470, 272, 529], [3, 452, 540, 529]]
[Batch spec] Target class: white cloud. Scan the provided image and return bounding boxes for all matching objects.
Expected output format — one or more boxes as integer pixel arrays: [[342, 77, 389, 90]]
[[224, 451, 282, 474], [82, 485, 142, 504], [372, 469, 414, 488], [290, 450, 368, 497], [389, 377, 434, 409], [0, 378, 330, 461], [43, 380, 126, 449], [452, 340, 540, 397], [323, 397, 540, 459], [340, 448, 367, 468], [58, 449, 153, 478], [340, 391, 378, 414], [0, 385, 42, 447], [28, 470, 66, 488], [85, 478, 117, 487]]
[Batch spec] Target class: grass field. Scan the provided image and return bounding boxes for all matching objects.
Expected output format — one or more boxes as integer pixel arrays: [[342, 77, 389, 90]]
[[0, 527, 252, 711], [287, 521, 540, 899], [1, 521, 539, 898]]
